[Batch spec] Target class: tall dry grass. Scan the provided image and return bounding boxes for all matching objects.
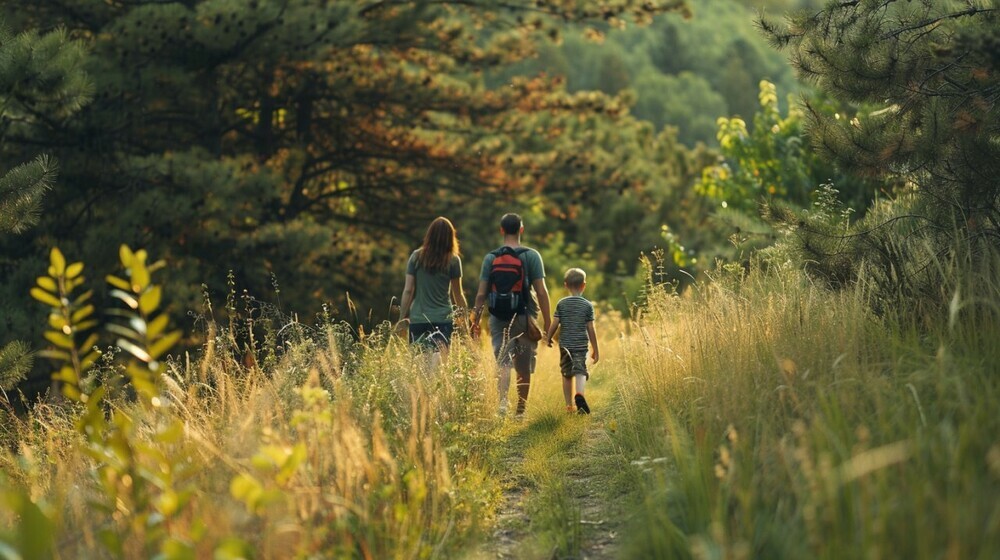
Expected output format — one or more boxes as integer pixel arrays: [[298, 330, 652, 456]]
[[1, 315, 505, 558], [611, 251, 1000, 558]]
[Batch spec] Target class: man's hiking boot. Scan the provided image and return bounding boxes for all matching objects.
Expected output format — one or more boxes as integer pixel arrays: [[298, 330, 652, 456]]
[[575, 393, 590, 415]]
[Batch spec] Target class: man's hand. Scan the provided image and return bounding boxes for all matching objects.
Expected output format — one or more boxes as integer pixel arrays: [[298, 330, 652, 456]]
[[546, 337, 553, 348], [470, 321, 481, 340]]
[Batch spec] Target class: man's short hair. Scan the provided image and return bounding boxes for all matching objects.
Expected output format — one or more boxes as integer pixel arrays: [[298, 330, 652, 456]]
[[500, 213, 522, 235], [564, 268, 586, 289]]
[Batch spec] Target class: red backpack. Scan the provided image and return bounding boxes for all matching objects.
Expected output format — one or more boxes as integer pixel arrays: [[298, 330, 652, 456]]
[[487, 247, 530, 320]]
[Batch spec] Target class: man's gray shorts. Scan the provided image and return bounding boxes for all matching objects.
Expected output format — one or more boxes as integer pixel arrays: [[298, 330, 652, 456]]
[[489, 314, 538, 375]]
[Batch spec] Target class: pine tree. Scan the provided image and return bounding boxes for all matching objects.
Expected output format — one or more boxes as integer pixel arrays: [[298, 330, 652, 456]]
[[0, 24, 89, 232], [0, 0, 688, 333], [760, 0, 1000, 302], [0, 23, 90, 391]]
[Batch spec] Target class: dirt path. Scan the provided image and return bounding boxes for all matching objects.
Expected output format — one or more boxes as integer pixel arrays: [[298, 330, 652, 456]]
[[470, 414, 625, 560], [466, 342, 628, 560], [487, 449, 531, 560], [568, 426, 622, 560]]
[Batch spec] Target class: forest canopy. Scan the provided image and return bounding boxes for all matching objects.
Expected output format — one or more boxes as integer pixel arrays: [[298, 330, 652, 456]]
[[0, 0, 694, 338], [1, 0, 886, 393]]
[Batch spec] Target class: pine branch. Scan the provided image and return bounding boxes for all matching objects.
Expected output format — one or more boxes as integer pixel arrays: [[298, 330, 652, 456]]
[[879, 7, 997, 41], [0, 154, 58, 234], [0, 340, 33, 391]]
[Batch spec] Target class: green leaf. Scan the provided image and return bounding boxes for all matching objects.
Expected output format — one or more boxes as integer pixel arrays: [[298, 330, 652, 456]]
[[149, 330, 181, 361], [109, 289, 139, 310], [71, 304, 95, 324], [131, 264, 150, 291], [48, 314, 68, 331], [38, 349, 71, 362], [0, 485, 55, 560], [35, 276, 57, 293], [80, 333, 99, 352], [130, 372, 158, 400], [106, 274, 131, 291], [277, 443, 307, 485], [119, 245, 134, 268], [30, 288, 61, 308], [73, 290, 93, 307], [160, 537, 196, 560], [106, 323, 142, 342], [80, 351, 100, 371], [154, 490, 181, 518], [117, 338, 151, 362], [61, 382, 81, 401], [50, 248, 66, 275], [52, 365, 76, 383], [139, 286, 162, 315], [66, 262, 84, 280], [75, 320, 99, 333], [43, 330, 74, 349], [213, 537, 253, 560], [147, 314, 170, 338], [229, 474, 264, 511]]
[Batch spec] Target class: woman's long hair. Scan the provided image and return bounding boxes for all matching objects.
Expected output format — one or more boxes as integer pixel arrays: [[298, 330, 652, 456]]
[[417, 217, 460, 272]]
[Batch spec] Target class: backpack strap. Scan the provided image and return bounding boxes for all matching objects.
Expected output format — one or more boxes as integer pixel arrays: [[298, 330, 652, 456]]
[[513, 247, 531, 285]]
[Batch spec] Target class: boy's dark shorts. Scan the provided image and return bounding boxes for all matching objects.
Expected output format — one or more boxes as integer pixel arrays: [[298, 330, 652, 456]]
[[409, 322, 453, 350], [559, 347, 589, 379]]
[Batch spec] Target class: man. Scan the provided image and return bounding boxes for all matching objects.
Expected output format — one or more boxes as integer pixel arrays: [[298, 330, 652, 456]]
[[473, 213, 551, 416]]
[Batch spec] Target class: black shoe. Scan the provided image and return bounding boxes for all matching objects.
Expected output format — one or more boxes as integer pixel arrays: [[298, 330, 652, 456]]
[[575, 393, 590, 415]]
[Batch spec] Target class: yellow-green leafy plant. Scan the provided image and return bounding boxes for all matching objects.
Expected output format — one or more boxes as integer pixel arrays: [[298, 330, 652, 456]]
[[31, 247, 98, 401], [31, 245, 219, 559]]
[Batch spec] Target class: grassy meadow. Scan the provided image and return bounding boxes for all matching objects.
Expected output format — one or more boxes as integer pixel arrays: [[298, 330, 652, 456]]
[[1, 307, 508, 558], [3, 250, 1000, 559], [603, 254, 1000, 558]]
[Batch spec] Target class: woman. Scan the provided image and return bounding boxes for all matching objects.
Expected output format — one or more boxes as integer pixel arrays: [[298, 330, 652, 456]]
[[398, 217, 468, 353]]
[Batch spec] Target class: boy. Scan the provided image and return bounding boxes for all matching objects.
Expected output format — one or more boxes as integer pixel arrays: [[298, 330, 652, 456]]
[[545, 268, 599, 414]]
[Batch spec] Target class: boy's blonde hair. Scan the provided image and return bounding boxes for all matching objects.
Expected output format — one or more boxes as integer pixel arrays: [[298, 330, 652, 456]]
[[564, 267, 586, 289]]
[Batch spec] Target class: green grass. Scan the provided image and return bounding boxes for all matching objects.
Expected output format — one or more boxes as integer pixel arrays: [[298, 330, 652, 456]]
[[6, 247, 1000, 558], [598, 255, 1000, 558], [0, 316, 507, 558]]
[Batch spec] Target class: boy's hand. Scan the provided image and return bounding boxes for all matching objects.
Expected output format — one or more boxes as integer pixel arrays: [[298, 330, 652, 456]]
[[470, 321, 481, 340], [591, 348, 600, 364], [546, 337, 553, 348]]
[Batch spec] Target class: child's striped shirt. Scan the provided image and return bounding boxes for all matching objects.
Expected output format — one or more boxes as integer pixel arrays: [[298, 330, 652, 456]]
[[554, 295, 594, 349]]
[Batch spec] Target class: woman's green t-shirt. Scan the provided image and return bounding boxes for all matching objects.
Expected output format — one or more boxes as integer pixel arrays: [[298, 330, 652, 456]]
[[406, 250, 462, 324]]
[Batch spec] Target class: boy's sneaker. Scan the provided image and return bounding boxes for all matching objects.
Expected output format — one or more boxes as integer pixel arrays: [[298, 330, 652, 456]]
[[575, 393, 590, 415]]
